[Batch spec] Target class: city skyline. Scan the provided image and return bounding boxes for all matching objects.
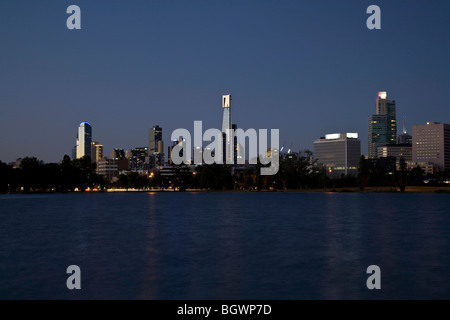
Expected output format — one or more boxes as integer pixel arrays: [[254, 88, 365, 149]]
[[3, 1, 450, 303], [68, 91, 439, 165], [1, 1, 450, 163], [1, 89, 449, 165]]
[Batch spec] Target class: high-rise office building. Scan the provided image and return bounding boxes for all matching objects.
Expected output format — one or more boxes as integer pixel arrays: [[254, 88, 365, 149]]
[[374, 115, 413, 169], [368, 92, 397, 158], [221, 95, 233, 164], [110, 148, 125, 160], [76, 122, 92, 159], [126, 147, 148, 170], [149, 125, 162, 154], [368, 114, 388, 158], [148, 125, 164, 166], [412, 122, 450, 171], [314, 133, 361, 177], [91, 141, 103, 163]]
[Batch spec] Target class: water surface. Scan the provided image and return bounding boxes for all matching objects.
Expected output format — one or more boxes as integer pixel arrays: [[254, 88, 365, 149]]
[[0, 192, 449, 299]]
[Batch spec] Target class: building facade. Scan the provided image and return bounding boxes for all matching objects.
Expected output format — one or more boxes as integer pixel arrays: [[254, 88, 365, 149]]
[[377, 143, 412, 169], [412, 122, 450, 171], [110, 148, 125, 160], [91, 141, 103, 163], [314, 133, 361, 177], [97, 159, 118, 181], [76, 122, 92, 159], [368, 114, 388, 159], [126, 147, 148, 170], [368, 92, 397, 158], [221, 94, 233, 164], [97, 159, 129, 180], [148, 125, 164, 166], [397, 133, 412, 145]]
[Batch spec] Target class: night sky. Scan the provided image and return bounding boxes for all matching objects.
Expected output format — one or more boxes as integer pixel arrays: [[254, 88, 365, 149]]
[[1, 0, 449, 163]]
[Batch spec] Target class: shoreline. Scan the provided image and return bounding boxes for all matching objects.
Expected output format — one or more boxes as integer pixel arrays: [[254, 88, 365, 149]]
[[2, 186, 450, 194]]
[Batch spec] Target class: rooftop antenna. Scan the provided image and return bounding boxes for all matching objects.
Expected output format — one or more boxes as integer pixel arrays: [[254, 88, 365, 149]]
[[402, 115, 407, 134]]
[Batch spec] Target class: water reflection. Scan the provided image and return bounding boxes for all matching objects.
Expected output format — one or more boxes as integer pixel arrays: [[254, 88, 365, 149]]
[[1, 192, 450, 299], [139, 192, 161, 299]]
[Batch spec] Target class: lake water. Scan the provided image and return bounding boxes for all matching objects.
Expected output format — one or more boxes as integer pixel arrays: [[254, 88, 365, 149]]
[[0, 192, 449, 299]]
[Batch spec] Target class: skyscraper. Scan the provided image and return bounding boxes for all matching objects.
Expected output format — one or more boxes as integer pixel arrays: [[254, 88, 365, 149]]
[[110, 148, 125, 160], [412, 122, 450, 171], [91, 141, 103, 163], [149, 125, 162, 154], [126, 147, 148, 170], [76, 122, 92, 159], [148, 125, 164, 166], [368, 114, 388, 158], [368, 92, 397, 158], [221, 94, 233, 164]]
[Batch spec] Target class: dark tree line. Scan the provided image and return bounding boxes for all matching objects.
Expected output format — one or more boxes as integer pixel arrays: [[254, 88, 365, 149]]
[[2, 153, 448, 193], [116, 172, 149, 190], [358, 156, 450, 191], [0, 155, 107, 192]]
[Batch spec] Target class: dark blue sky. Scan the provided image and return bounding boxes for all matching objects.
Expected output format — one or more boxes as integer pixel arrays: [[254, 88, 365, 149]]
[[1, 0, 449, 163]]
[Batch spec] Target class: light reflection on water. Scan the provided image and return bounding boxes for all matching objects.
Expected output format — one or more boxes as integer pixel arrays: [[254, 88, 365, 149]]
[[0, 192, 449, 299]]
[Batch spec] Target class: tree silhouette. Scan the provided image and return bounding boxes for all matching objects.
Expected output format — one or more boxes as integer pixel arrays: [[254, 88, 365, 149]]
[[358, 155, 369, 191], [398, 157, 407, 191]]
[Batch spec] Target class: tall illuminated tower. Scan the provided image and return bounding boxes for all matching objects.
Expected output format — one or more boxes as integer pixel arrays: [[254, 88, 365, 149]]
[[368, 91, 397, 158], [148, 125, 164, 166], [91, 141, 103, 163], [221, 94, 233, 164], [76, 121, 92, 159]]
